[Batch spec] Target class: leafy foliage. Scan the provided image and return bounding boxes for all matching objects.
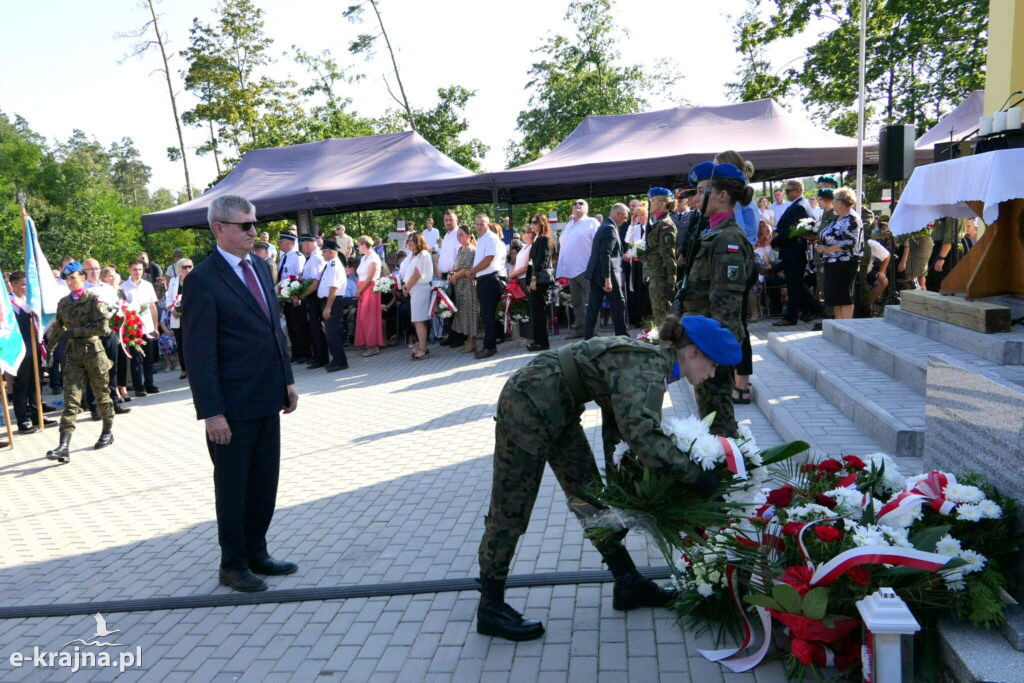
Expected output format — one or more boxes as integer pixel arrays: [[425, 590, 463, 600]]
[[507, 0, 652, 165], [732, 0, 988, 135], [376, 86, 489, 171]]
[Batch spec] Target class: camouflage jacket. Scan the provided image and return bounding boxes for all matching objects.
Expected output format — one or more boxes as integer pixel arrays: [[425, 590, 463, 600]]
[[507, 337, 702, 484], [644, 214, 678, 280], [682, 214, 754, 341], [49, 291, 110, 349]]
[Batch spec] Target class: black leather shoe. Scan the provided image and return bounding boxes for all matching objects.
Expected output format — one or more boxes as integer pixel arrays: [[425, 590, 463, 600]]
[[324, 363, 348, 372], [114, 403, 131, 415], [218, 568, 268, 592], [612, 577, 678, 611], [477, 602, 545, 641], [248, 557, 298, 576], [134, 390, 147, 398], [307, 361, 325, 369], [526, 343, 549, 351], [17, 424, 37, 435], [144, 386, 160, 394]]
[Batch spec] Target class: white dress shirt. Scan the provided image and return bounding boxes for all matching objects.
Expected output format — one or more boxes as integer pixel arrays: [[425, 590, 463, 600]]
[[120, 277, 158, 335], [277, 248, 306, 280], [512, 243, 532, 279], [215, 246, 270, 311], [316, 257, 345, 298], [624, 221, 646, 246], [301, 249, 326, 281], [85, 280, 118, 306], [473, 230, 504, 276], [556, 216, 599, 278], [423, 227, 441, 251], [437, 229, 462, 273]]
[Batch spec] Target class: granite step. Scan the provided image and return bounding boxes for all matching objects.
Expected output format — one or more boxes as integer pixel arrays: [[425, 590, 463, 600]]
[[767, 331, 925, 460], [748, 336, 924, 472], [884, 305, 1024, 365], [939, 617, 1024, 683], [825, 316, 1024, 395]]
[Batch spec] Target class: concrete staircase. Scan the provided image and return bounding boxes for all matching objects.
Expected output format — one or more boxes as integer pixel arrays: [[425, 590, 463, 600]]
[[748, 304, 1024, 682]]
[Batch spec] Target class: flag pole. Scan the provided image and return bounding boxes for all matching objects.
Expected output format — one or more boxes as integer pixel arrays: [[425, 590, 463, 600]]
[[1, 379, 13, 449], [18, 193, 46, 431]]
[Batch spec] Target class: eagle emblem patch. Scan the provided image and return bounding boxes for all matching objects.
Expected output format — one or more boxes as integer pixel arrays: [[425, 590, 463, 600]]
[[727, 265, 740, 280]]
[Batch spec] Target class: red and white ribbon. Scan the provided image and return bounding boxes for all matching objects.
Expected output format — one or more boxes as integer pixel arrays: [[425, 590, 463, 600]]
[[877, 471, 958, 523], [718, 437, 747, 480], [809, 546, 952, 587], [697, 566, 774, 672], [428, 286, 458, 317]]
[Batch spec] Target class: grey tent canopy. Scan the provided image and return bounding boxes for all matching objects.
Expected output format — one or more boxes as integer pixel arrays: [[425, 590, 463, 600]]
[[915, 90, 984, 159], [141, 131, 495, 232], [493, 99, 877, 203]]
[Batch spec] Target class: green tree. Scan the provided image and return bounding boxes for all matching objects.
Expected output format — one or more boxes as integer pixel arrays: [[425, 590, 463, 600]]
[[507, 0, 651, 165], [734, 0, 988, 135], [109, 137, 152, 207], [377, 86, 489, 170]]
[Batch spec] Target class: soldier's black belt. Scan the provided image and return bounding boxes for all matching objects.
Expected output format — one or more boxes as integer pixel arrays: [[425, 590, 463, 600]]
[[557, 344, 588, 406]]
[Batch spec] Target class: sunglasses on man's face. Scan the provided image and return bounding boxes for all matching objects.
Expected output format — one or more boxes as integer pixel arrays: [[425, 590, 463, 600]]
[[220, 220, 258, 232]]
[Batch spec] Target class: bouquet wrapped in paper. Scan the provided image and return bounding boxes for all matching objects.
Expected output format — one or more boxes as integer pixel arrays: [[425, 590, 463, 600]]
[[789, 217, 820, 239]]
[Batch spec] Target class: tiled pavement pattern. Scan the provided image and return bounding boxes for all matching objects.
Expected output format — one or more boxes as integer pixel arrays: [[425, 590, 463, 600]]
[[1, 326, 793, 681]]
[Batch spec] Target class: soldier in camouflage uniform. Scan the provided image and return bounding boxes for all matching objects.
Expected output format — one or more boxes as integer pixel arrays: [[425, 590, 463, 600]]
[[644, 188, 678, 325], [45, 262, 116, 463], [680, 163, 755, 439], [476, 315, 740, 641]]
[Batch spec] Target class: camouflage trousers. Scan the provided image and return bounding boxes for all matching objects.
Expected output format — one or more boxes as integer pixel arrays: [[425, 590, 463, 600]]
[[647, 276, 675, 327], [694, 363, 738, 438], [60, 339, 114, 433], [478, 384, 626, 581]]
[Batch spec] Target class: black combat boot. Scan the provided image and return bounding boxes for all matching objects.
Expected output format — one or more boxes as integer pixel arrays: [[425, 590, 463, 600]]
[[475, 577, 545, 641], [46, 432, 72, 464], [604, 547, 677, 611], [94, 421, 114, 450]]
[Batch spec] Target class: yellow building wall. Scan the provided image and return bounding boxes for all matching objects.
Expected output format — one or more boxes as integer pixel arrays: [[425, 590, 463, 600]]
[[985, 0, 1024, 114]]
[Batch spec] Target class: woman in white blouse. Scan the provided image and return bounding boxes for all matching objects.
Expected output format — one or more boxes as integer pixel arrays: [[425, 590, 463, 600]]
[[402, 232, 434, 360], [354, 235, 385, 357], [164, 257, 192, 379]]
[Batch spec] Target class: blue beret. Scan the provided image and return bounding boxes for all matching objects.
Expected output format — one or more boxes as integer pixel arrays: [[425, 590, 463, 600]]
[[298, 235, 316, 243], [278, 232, 297, 241], [682, 315, 742, 366], [648, 186, 673, 199], [710, 163, 746, 183], [61, 261, 84, 278], [687, 161, 715, 186], [816, 175, 839, 187]]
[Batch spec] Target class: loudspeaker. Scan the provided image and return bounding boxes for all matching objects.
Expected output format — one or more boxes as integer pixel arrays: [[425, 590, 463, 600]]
[[878, 124, 915, 181]]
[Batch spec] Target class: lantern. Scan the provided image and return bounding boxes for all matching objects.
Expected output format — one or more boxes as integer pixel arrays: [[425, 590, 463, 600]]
[[856, 587, 920, 682]]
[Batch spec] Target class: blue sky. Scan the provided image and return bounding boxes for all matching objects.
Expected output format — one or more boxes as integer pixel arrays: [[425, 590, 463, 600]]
[[0, 0, 815, 193]]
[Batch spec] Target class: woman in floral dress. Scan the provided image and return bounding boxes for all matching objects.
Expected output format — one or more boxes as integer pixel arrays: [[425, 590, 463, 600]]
[[447, 225, 478, 354]]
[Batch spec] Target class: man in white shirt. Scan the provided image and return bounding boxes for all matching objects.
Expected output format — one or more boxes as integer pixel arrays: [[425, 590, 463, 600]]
[[334, 224, 354, 260], [468, 215, 504, 359], [121, 259, 160, 396], [866, 238, 892, 305], [770, 188, 791, 225], [276, 232, 308, 362], [316, 240, 349, 373], [422, 217, 441, 252], [555, 199, 599, 338], [808, 196, 823, 222], [258, 232, 278, 262], [297, 236, 328, 368]]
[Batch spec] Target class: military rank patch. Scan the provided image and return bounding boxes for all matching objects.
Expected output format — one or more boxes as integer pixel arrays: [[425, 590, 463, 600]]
[[726, 244, 740, 253], [727, 265, 740, 280]]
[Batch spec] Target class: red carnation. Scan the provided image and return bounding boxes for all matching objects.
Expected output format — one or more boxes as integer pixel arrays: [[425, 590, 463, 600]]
[[766, 485, 795, 507], [814, 525, 842, 543], [817, 459, 842, 474], [783, 521, 805, 537], [780, 565, 814, 596], [848, 566, 870, 587], [814, 494, 838, 509], [843, 455, 867, 470]]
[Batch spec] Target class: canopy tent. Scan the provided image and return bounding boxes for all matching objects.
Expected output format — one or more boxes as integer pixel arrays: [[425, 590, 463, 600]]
[[492, 99, 877, 204], [141, 131, 495, 232], [915, 91, 984, 157]]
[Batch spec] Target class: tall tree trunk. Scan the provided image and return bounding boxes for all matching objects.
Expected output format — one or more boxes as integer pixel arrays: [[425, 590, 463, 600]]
[[146, 0, 194, 199], [368, 0, 415, 132], [209, 119, 222, 176]]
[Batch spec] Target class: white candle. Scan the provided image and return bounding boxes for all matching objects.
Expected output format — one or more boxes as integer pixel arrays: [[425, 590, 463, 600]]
[[979, 116, 993, 135], [1007, 107, 1023, 130], [994, 111, 1008, 133]]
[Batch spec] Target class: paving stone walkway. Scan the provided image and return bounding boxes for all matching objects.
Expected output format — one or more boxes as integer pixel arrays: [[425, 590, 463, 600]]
[[0, 328, 792, 682]]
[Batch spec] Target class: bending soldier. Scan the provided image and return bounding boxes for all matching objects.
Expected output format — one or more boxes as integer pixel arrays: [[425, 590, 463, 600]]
[[476, 314, 741, 641], [644, 187, 678, 325], [45, 262, 116, 463], [681, 162, 756, 438]]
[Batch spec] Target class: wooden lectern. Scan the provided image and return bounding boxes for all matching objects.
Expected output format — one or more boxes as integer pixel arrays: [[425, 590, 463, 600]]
[[940, 197, 1024, 298]]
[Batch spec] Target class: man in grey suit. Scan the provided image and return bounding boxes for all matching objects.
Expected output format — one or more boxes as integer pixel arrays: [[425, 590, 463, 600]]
[[183, 194, 300, 592], [583, 203, 629, 339]]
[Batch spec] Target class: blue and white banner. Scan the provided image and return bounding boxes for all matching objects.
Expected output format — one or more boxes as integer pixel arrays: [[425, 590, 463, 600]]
[[23, 214, 63, 329], [0, 275, 26, 376]]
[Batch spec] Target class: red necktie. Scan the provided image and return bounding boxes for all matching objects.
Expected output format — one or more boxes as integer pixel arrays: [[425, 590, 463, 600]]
[[240, 259, 271, 320]]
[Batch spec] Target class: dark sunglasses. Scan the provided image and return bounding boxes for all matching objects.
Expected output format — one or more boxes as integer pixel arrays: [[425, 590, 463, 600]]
[[529, 219, 539, 225], [180, 264, 193, 270], [220, 220, 258, 231], [573, 202, 585, 206]]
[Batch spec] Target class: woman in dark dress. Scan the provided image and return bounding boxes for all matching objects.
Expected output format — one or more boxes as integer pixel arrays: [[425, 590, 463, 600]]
[[524, 213, 554, 351]]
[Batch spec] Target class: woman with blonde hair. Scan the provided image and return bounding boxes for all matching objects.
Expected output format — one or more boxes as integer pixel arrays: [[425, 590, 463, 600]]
[[402, 232, 433, 360], [815, 187, 863, 320], [354, 235, 385, 356]]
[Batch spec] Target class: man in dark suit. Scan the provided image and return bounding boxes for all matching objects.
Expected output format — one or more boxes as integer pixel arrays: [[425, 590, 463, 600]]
[[583, 203, 629, 339], [771, 180, 823, 326], [182, 195, 300, 592]]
